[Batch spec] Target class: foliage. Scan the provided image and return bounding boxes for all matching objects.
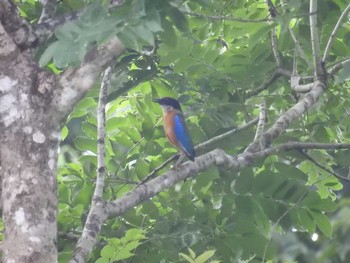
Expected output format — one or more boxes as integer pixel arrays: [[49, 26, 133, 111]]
[[17, 0, 350, 262]]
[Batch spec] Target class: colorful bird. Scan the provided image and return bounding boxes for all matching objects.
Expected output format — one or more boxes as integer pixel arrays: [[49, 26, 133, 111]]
[[154, 97, 196, 164]]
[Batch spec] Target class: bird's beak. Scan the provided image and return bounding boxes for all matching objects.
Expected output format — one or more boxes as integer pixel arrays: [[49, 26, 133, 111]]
[[153, 98, 161, 103]]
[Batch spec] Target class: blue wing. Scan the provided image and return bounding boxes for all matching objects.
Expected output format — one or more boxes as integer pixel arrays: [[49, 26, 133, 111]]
[[173, 113, 195, 160]]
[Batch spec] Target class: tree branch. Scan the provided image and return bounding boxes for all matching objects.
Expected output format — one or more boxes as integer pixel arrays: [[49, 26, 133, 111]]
[[51, 36, 125, 124], [327, 58, 350, 77], [138, 117, 259, 186], [183, 11, 270, 23], [263, 79, 326, 146], [107, 141, 350, 219], [300, 151, 350, 182], [0, 0, 37, 46], [38, 0, 57, 24], [271, 27, 281, 66], [245, 70, 282, 97], [309, 0, 322, 77], [69, 67, 113, 263], [253, 100, 267, 150], [322, 3, 350, 63]]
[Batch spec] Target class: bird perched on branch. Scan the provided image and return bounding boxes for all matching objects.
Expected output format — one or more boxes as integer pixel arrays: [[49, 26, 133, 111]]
[[153, 97, 195, 165]]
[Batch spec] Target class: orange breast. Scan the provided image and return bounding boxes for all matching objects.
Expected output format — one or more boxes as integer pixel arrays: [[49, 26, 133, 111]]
[[163, 111, 179, 148]]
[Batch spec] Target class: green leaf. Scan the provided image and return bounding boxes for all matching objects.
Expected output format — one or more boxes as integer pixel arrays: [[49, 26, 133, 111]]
[[179, 253, 195, 263], [169, 7, 189, 32], [101, 244, 115, 259], [296, 208, 316, 233], [235, 168, 254, 194], [115, 249, 134, 261], [61, 126, 69, 141], [274, 162, 307, 181], [194, 250, 215, 263], [95, 257, 109, 263], [309, 210, 333, 237]]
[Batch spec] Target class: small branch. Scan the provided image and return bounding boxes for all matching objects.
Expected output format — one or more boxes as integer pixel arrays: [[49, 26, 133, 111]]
[[322, 3, 350, 63], [280, 0, 312, 68], [244, 100, 267, 153], [196, 117, 259, 151], [271, 27, 281, 66], [184, 11, 271, 23], [301, 151, 350, 182], [69, 66, 113, 263], [288, 27, 313, 69], [254, 100, 267, 150], [327, 58, 350, 76], [138, 117, 259, 186], [38, 0, 57, 24], [309, 0, 322, 77], [245, 71, 281, 97], [266, 0, 278, 18]]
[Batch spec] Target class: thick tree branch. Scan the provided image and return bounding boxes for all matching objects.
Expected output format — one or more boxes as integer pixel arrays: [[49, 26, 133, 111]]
[[107, 142, 350, 220], [69, 67, 113, 263], [68, 134, 350, 262], [0, 0, 37, 46], [309, 0, 322, 77], [322, 3, 350, 63], [51, 37, 125, 124]]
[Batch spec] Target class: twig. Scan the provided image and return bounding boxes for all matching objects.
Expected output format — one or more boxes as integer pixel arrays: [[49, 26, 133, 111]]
[[254, 99, 267, 150], [183, 11, 271, 23], [196, 117, 259, 151], [38, 0, 57, 24], [246, 71, 281, 97], [262, 173, 333, 261], [309, 0, 322, 77], [280, 0, 313, 68], [301, 151, 350, 182], [266, 0, 278, 18], [288, 27, 313, 69], [271, 27, 281, 66], [322, 4, 350, 62], [137, 117, 259, 186], [327, 58, 350, 76]]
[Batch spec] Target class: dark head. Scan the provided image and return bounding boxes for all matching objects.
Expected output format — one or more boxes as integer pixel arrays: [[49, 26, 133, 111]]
[[153, 97, 182, 112]]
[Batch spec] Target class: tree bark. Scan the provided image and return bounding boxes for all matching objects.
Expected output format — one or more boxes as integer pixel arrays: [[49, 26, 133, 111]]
[[0, 22, 58, 262]]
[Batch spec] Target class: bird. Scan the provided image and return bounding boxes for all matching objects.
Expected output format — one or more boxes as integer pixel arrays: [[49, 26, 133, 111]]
[[153, 97, 195, 165]]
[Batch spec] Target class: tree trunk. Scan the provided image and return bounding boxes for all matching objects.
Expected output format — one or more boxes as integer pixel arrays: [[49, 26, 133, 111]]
[[0, 23, 58, 262]]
